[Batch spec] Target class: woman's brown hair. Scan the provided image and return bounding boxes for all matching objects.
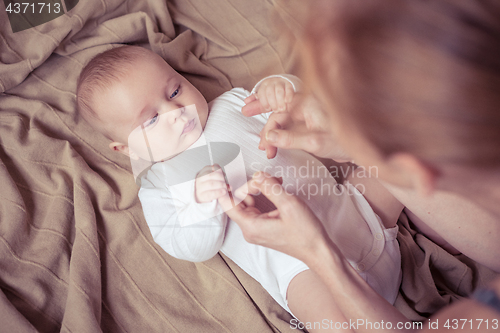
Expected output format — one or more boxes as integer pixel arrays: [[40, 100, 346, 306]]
[[302, 0, 500, 168]]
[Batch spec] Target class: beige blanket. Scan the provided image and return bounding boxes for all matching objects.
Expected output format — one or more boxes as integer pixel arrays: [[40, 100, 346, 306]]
[[0, 0, 497, 331]]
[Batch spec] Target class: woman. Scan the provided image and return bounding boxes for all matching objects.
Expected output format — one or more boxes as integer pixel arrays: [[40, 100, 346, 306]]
[[226, 0, 500, 331]]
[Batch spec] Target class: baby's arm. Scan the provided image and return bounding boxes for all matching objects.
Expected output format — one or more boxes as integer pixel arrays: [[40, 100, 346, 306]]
[[139, 171, 227, 263]]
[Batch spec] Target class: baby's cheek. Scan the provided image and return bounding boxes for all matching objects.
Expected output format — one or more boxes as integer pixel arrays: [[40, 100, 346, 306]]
[[128, 131, 151, 159], [193, 100, 209, 127]]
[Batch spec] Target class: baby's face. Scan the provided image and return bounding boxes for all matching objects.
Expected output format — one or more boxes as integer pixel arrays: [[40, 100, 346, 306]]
[[94, 52, 208, 161]]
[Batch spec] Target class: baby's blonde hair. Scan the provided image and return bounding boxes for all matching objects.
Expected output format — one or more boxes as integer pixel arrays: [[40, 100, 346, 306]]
[[76, 45, 155, 139]]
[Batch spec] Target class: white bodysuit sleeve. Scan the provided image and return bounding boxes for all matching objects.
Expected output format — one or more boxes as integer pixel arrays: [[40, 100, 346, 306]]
[[138, 168, 227, 263]]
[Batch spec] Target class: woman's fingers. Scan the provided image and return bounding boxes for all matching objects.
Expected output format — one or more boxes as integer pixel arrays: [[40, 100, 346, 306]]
[[222, 199, 281, 246], [258, 112, 291, 158], [218, 190, 260, 218], [244, 94, 257, 105], [266, 128, 322, 153], [264, 127, 350, 161], [250, 172, 297, 209], [224, 172, 328, 261], [252, 173, 329, 253], [241, 99, 263, 117], [232, 182, 256, 207], [221, 174, 283, 211]]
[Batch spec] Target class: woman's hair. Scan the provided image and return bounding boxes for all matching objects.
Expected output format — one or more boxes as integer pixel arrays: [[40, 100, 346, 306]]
[[302, 0, 500, 168]]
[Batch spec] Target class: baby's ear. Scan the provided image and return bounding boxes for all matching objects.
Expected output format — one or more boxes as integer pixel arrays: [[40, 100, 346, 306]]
[[109, 142, 139, 160]]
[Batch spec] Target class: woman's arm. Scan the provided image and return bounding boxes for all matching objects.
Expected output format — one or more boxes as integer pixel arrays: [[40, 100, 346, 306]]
[[307, 224, 500, 333], [223, 173, 500, 333], [381, 182, 500, 272], [223, 173, 412, 333]]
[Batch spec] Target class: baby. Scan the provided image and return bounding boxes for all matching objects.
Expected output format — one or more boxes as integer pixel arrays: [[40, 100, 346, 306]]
[[77, 45, 402, 331]]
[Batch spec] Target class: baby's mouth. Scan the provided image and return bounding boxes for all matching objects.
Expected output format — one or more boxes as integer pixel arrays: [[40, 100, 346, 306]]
[[182, 118, 196, 134]]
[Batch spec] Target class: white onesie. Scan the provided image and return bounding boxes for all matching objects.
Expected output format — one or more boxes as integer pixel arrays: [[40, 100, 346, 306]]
[[138, 77, 402, 314]]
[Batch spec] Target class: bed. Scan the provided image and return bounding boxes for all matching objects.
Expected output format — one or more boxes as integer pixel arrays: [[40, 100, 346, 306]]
[[0, 0, 497, 331]]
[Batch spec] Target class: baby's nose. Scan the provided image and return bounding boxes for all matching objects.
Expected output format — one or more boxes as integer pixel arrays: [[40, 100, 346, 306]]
[[172, 106, 185, 116], [175, 106, 186, 119], [167, 106, 187, 124]]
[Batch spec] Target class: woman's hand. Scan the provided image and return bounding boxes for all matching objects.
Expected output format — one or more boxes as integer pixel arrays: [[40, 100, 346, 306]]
[[242, 94, 351, 162], [222, 173, 417, 332], [219, 171, 332, 265]]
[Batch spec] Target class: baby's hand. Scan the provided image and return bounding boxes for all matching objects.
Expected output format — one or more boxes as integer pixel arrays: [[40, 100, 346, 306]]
[[195, 164, 228, 203], [246, 77, 295, 113]]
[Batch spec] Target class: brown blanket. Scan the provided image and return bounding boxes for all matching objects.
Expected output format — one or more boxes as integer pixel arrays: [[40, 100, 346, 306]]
[[0, 0, 497, 332]]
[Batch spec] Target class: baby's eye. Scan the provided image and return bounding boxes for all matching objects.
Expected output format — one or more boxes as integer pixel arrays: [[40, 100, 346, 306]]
[[143, 113, 158, 127], [170, 87, 180, 99]]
